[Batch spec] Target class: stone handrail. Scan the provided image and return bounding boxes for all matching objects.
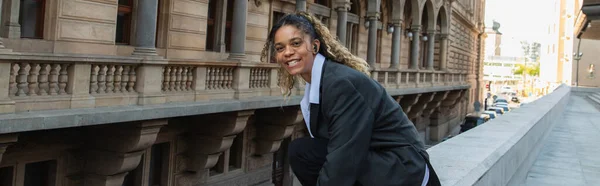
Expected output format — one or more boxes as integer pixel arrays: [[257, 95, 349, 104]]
[[0, 53, 471, 114], [427, 84, 571, 186], [371, 68, 467, 89], [0, 53, 280, 113]]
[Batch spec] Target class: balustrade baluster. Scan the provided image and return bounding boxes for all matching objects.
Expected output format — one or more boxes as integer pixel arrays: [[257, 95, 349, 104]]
[[181, 67, 188, 91], [114, 66, 123, 93], [58, 64, 69, 94], [128, 66, 136, 92], [207, 67, 214, 89], [228, 68, 233, 89], [97, 65, 107, 94], [38, 64, 49, 95], [186, 67, 193, 91], [121, 66, 130, 93], [106, 65, 114, 93], [27, 64, 39, 96], [162, 66, 171, 91], [16, 63, 28, 96], [169, 66, 176, 91], [49, 64, 59, 95], [175, 67, 182, 91], [90, 65, 99, 94]]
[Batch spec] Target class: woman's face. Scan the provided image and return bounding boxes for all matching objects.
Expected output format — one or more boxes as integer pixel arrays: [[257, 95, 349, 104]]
[[273, 25, 318, 79]]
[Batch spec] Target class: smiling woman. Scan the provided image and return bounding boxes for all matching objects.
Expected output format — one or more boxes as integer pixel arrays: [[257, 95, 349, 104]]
[[261, 12, 441, 186]]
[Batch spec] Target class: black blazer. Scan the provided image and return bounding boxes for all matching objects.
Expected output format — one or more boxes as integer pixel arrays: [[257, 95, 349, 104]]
[[309, 60, 440, 186]]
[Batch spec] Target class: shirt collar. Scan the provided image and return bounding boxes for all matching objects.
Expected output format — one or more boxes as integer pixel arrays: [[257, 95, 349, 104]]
[[307, 53, 325, 104]]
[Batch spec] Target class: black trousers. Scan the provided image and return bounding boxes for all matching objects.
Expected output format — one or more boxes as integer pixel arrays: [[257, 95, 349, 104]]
[[288, 137, 363, 186]]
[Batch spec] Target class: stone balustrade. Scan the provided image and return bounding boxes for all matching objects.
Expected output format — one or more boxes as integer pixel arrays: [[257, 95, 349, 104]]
[[371, 68, 468, 89], [0, 53, 470, 114]]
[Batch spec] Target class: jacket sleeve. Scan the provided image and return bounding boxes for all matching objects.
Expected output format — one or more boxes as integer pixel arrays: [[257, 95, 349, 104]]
[[317, 78, 374, 186]]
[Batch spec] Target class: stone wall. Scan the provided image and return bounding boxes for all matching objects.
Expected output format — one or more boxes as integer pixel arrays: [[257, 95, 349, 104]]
[[427, 85, 571, 186]]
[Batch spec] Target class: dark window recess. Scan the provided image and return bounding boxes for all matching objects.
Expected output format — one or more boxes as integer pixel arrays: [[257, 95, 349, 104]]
[[206, 0, 217, 51], [0, 166, 14, 186], [228, 134, 243, 170], [224, 0, 233, 52], [149, 143, 170, 186], [24, 160, 57, 186], [116, 0, 133, 44], [314, 0, 328, 6], [206, 0, 234, 52], [19, 0, 46, 39], [269, 11, 286, 63]]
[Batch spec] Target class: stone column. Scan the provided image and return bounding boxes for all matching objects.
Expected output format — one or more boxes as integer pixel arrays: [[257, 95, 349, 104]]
[[132, 0, 159, 56], [296, 0, 306, 11], [440, 34, 449, 71], [390, 20, 402, 69], [410, 26, 421, 70], [335, 1, 350, 46], [366, 12, 379, 67], [426, 30, 436, 70], [229, 0, 248, 60], [1, 0, 21, 38]]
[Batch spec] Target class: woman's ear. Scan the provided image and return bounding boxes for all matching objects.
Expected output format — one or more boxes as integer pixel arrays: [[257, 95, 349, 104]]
[[313, 39, 321, 54]]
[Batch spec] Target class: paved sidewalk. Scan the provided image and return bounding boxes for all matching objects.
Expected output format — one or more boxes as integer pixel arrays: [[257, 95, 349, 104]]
[[523, 95, 600, 186]]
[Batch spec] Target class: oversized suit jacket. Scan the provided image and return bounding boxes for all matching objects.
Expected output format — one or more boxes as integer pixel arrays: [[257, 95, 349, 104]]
[[310, 60, 440, 186]]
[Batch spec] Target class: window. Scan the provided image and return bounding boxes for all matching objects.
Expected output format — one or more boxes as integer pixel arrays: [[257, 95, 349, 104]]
[[0, 166, 13, 186], [268, 11, 286, 63], [116, 0, 133, 44], [206, 0, 234, 52], [24, 160, 57, 186], [19, 0, 46, 39]]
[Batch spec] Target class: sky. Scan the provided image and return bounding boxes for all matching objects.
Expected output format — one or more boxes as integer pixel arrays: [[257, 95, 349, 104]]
[[485, 0, 558, 56]]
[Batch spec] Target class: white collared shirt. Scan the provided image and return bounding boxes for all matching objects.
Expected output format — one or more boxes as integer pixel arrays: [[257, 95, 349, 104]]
[[300, 53, 325, 138]]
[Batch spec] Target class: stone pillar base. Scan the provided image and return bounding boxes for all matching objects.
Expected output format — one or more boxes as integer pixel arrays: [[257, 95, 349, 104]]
[[132, 47, 158, 56], [0, 99, 15, 114]]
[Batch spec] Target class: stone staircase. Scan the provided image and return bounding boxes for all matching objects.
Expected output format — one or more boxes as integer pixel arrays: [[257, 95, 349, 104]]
[[586, 92, 600, 110]]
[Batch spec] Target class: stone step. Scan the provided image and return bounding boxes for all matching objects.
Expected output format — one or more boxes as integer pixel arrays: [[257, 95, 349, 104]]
[[591, 92, 600, 100], [587, 95, 600, 110]]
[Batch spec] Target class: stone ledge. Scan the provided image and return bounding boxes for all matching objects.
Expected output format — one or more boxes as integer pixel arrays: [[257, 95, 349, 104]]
[[427, 84, 571, 186], [0, 85, 469, 134]]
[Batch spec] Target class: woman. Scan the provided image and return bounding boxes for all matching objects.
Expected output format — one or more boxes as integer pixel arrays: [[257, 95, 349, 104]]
[[261, 12, 441, 186]]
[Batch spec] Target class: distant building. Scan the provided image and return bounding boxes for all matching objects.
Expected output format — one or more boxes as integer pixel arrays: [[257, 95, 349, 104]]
[[540, 0, 577, 85]]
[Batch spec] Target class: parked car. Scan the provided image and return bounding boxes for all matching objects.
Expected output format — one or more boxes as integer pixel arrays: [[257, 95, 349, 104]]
[[495, 104, 511, 112], [494, 98, 509, 104], [482, 111, 498, 119], [500, 86, 513, 94], [461, 114, 490, 133], [487, 107, 505, 115]]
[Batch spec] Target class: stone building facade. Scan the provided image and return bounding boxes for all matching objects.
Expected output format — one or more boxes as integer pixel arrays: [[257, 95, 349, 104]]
[[0, 0, 485, 185]]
